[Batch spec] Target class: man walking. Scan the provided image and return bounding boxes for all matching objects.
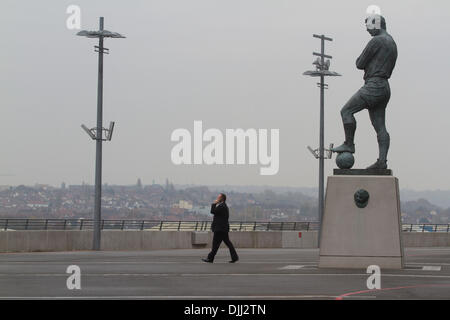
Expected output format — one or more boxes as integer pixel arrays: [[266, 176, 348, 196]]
[[332, 14, 397, 169], [202, 193, 239, 263]]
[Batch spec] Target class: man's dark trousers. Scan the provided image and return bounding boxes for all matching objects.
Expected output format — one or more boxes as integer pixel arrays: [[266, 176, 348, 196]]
[[207, 231, 238, 262], [207, 202, 238, 262]]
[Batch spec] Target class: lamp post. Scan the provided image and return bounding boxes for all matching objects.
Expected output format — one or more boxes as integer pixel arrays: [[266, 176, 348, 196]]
[[77, 17, 125, 250], [304, 34, 340, 247]]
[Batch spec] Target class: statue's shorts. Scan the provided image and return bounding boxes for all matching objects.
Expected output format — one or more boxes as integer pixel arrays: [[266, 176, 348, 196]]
[[341, 77, 391, 124]]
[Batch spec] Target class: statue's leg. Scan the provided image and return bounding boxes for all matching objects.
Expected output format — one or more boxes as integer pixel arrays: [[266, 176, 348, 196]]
[[332, 92, 368, 153], [368, 105, 390, 168]]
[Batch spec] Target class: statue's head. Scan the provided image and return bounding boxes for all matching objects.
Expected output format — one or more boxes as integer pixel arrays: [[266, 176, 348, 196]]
[[365, 14, 386, 36]]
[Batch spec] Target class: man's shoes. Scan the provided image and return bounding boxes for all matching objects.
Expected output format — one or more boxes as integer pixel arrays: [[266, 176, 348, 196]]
[[201, 258, 213, 263], [331, 142, 355, 154], [366, 159, 387, 170], [229, 258, 239, 263]]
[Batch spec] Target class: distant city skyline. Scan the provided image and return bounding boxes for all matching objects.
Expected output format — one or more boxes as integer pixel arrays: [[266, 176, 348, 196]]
[[0, 181, 448, 224], [3, 176, 450, 193]]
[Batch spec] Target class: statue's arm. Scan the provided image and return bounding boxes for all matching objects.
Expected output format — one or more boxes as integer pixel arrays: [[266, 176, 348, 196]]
[[356, 38, 380, 70]]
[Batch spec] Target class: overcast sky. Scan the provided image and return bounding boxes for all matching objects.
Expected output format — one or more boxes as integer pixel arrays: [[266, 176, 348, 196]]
[[0, 0, 449, 190]]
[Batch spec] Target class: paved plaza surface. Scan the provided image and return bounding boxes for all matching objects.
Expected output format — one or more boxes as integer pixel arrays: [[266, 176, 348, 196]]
[[0, 248, 449, 299]]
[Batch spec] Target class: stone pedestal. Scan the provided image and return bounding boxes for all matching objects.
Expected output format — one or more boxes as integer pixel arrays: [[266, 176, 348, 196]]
[[319, 174, 404, 269]]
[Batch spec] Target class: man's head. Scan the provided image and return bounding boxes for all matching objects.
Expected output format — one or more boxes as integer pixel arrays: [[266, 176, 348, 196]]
[[365, 14, 386, 36], [217, 193, 226, 203]]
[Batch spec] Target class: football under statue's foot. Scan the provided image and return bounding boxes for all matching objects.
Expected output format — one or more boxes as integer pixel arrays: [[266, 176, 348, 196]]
[[331, 142, 355, 154], [366, 159, 388, 170]]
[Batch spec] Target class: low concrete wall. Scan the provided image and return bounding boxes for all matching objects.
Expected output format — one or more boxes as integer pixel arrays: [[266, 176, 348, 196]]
[[402, 232, 450, 248], [0, 230, 449, 253], [0, 230, 195, 253], [0, 230, 317, 253], [282, 231, 319, 248]]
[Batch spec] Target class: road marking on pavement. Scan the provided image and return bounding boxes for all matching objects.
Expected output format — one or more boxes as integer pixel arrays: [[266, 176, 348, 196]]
[[278, 265, 305, 270], [0, 261, 318, 265], [422, 266, 442, 271], [336, 283, 450, 300], [1, 273, 450, 278]]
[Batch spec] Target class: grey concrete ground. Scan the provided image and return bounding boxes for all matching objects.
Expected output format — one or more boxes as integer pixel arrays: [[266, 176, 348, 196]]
[[0, 248, 449, 299]]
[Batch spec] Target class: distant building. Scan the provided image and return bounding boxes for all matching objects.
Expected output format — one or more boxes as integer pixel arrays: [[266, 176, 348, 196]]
[[192, 205, 211, 216], [170, 207, 185, 215], [178, 200, 193, 210]]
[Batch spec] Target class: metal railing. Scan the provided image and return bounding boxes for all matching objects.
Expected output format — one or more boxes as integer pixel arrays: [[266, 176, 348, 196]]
[[0, 218, 318, 232], [402, 223, 450, 233], [0, 219, 448, 232]]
